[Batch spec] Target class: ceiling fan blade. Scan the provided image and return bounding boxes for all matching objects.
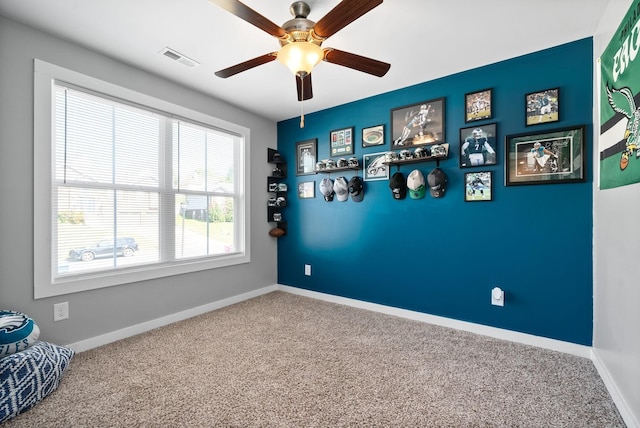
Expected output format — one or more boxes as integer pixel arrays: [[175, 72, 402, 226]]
[[296, 74, 313, 101], [215, 53, 277, 78], [313, 0, 383, 39], [208, 0, 286, 38], [323, 48, 390, 77]]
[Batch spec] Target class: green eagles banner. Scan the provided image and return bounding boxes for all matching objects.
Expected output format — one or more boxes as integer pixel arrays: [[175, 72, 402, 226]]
[[600, 0, 640, 189]]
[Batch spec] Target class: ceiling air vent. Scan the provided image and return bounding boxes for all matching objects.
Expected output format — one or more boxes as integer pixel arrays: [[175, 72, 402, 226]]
[[159, 47, 199, 68]]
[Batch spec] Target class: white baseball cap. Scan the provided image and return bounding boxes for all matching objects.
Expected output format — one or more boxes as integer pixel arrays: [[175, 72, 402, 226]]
[[407, 169, 426, 199], [333, 176, 349, 201]]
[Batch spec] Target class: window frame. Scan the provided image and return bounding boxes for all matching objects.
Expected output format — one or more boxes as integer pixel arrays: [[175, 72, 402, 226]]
[[34, 59, 251, 299]]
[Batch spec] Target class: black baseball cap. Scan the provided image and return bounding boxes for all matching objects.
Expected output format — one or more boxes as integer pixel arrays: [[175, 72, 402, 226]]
[[427, 167, 447, 198], [348, 176, 364, 202], [389, 172, 407, 200]]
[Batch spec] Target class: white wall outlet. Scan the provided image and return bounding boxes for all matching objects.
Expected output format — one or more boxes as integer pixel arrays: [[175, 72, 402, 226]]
[[304, 264, 311, 276], [54, 302, 69, 321], [491, 287, 504, 306]]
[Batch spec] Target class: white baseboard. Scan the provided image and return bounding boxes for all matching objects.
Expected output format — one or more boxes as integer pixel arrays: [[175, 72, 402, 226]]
[[277, 285, 591, 358], [67, 285, 277, 353], [592, 348, 640, 428]]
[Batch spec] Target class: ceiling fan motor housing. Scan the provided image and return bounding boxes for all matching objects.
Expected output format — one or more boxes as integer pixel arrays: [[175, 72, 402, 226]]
[[280, 1, 321, 46]]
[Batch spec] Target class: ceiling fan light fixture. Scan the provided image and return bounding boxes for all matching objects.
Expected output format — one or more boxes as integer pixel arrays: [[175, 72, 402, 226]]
[[277, 42, 323, 76]]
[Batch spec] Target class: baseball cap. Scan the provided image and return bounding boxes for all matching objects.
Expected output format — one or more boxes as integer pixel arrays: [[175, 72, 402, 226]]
[[407, 169, 426, 199], [389, 172, 407, 200], [427, 167, 447, 198], [319, 178, 335, 201], [348, 176, 364, 202], [333, 176, 349, 201]]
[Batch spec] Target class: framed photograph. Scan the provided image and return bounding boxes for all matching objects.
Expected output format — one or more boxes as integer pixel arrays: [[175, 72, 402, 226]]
[[362, 124, 385, 147], [465, 88, 492, 123], [391, 97, 445, 148], [363, 152, 389, 181], [296, 139, 317, 176], [298, 181, 315, 199], [505, 125, 586, 186], [330, 126, 354, 157], [460, 123, 497, 168], [465, 171, 493, 202], [525, 87, 559, 126]]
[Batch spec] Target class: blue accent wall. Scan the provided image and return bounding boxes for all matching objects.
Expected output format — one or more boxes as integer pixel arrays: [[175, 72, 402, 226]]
[[276, 38, 593, 345]]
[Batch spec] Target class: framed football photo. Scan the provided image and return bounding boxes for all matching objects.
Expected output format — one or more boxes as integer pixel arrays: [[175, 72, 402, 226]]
[[465, 88, 492, 123], [525, 88, 559, 126], [390, 98, 445, 149], [459, 123, 497, 168], [464, 171, 492, 202], [505, 125, 585, 186]]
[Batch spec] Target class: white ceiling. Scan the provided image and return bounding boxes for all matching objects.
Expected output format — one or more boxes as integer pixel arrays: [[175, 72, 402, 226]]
[[0, 0, 608, 122]]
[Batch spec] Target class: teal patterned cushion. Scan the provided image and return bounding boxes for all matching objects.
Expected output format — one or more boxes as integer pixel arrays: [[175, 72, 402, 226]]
[[0, 341, 75, 423], [0, 311, 40, 357]]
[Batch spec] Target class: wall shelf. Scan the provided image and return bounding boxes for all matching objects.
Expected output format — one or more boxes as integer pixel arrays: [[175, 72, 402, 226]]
[[315, 166, 361, 174], [384, 143, 449, 169], [267, 148, 287, 236]]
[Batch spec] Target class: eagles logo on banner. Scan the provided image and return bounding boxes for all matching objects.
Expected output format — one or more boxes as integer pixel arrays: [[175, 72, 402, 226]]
[[600, 0, 640, 189]]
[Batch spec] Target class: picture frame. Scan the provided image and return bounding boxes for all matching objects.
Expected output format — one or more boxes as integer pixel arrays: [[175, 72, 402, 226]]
[[363, 152, 389, 181], [329, 126, 354, 157], [525, 87, 559, 126], [391, 97, 445, 149], [460, 123, 498, 168], [295, 139, 317, 176], [464, 171, 493, 202], [362, 124, 385, 148], [298, 181, 315, 199], [464, 88, 492, 123], [505, 125, 586, 186]]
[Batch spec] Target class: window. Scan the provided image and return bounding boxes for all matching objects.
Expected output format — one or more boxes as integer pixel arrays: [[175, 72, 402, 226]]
[[34, 60, 250, 298]]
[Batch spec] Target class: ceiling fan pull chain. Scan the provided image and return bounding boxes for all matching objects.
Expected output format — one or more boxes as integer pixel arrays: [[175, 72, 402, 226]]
[[299, 74, 305, 128]]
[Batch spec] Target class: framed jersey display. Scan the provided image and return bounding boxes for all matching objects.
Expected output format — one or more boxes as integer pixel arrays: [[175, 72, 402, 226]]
[[459, 123, 497, 168], [525, 87, 559, 126], [295, 139, 317, 176]]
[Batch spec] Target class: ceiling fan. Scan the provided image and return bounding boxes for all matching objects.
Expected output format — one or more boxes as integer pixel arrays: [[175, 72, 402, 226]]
[[209, 0, 391, 102]]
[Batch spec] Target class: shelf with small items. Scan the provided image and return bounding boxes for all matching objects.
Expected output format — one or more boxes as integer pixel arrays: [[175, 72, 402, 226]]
[[383, 143, 449, 168], [267, 148, 287, 237], [315, 156, 361, 174]]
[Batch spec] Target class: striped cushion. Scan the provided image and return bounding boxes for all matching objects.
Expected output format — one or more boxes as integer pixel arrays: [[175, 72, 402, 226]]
[[0, 311, 40, 357], [0, 341, 75, 423]]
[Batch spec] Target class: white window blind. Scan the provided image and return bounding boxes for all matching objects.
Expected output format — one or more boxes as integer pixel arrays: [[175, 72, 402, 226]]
[[34, 59, 249, 298]]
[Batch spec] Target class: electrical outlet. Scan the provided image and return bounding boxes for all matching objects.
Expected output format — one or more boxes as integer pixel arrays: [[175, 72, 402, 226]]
[[54, 302, 69, 321], [304, 264, 311, 276], [491, 287, 504, 307]]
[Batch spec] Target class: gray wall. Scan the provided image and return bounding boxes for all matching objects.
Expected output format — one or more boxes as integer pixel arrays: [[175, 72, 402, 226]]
[[0, 16, 278, 345], [593, 0, 640, 426]]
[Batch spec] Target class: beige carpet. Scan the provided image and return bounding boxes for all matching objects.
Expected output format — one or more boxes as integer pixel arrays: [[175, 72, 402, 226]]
[[4, 291, 625, 427]]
